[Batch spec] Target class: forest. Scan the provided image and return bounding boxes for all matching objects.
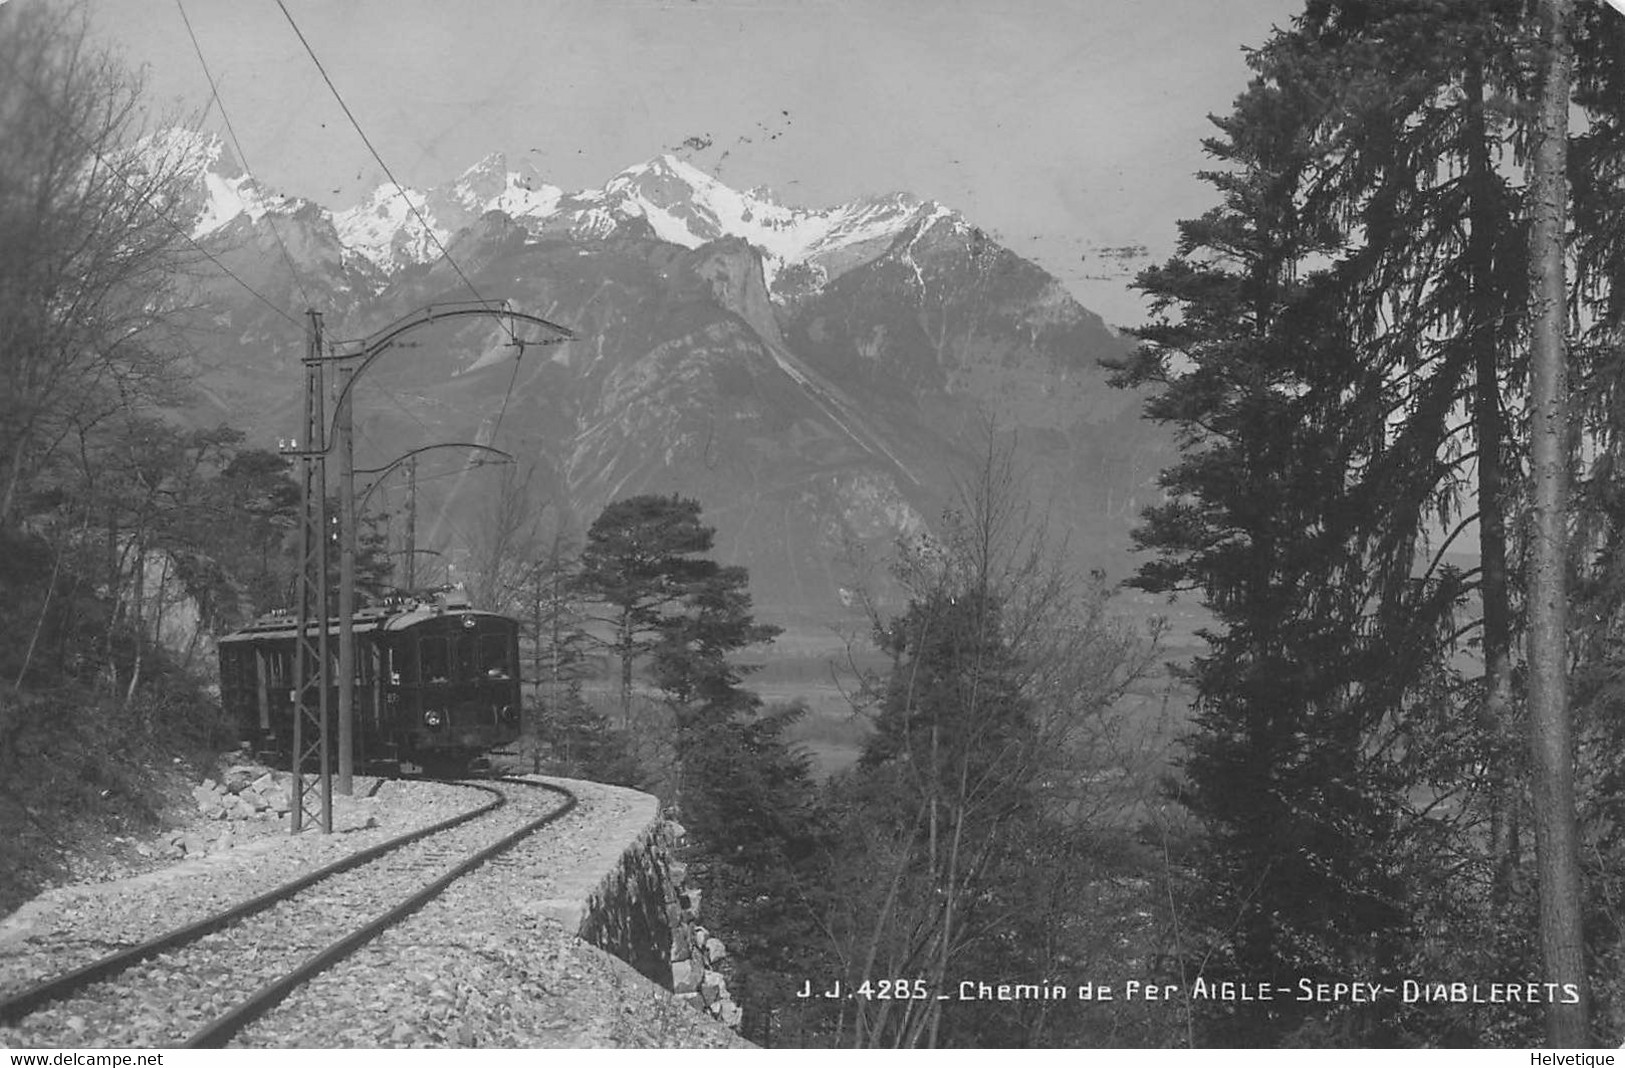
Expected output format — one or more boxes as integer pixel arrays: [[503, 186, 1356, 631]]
[[4, 0, 1625, 1049]]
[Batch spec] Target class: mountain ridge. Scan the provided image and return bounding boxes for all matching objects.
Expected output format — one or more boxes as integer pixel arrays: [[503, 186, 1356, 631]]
[[164, 131, 1166, 618], [173, 131, 979, 305]]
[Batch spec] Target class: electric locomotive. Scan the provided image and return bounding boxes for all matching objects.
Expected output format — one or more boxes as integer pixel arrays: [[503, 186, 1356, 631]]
[[218, 587, 521, 772]]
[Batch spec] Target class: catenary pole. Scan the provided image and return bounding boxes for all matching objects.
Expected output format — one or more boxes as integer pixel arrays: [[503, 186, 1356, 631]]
[[289, 310, 333, 833], [337, 361, 356, 795]]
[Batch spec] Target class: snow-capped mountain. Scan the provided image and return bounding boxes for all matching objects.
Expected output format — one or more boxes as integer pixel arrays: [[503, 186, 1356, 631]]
[[168, 132, 1169, 617], [139, 129, 311, 239], [570, 155, 948, 293], [183, 138, 950, 297]]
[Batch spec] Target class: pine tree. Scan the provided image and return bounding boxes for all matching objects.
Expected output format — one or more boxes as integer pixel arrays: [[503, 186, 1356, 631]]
[[1109, 14, 1486, 1042], [575, 494, 717, 727], [1563, 2, 1625, 1043], [589, 501, 828, 1042], [1114, 0, 1625, 1044]]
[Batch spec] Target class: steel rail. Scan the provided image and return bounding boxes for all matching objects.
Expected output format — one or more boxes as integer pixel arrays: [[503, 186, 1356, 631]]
[[0, 781, 506, 1024], [186, 777, 576, 1048]]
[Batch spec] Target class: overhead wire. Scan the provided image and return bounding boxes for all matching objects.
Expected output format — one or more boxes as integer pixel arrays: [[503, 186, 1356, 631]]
[[347, 402, 500, 478], [273, 0, 548, 449], [492, 349, 525, 447], [271, 0, 514, 338], [381, 391, 436, 439], [0, 54, 304, 330], [176, 0, 317, 312], [369, 462, 494, 569], [3, 64, 303, 328], [489, 299, 574, 445]]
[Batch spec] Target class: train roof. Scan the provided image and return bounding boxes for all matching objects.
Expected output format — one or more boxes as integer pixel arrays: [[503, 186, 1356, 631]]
[[218, 589, 513, 645]]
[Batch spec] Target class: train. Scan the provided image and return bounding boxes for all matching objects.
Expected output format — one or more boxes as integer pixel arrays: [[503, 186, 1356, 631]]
[[217, 587, 522, 773]]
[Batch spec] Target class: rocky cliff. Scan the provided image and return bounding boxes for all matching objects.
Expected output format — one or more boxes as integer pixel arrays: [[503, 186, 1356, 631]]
[[167, 140, 1172, 619]]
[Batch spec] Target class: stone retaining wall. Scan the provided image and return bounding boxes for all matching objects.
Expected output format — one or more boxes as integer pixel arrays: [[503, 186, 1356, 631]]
[[575, 816, 674, 988], [530, 777, 740, 1030]]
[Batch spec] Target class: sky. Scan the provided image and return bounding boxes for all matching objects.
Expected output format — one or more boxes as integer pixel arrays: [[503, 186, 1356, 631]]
[[84, 0, 1304, 330]]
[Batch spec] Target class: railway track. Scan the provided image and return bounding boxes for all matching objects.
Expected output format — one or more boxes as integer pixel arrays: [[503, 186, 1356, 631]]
[[0, 777, 576, 1049]]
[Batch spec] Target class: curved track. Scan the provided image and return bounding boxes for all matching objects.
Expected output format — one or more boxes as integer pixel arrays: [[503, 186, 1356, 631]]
[[0, 777, 575, 1048]]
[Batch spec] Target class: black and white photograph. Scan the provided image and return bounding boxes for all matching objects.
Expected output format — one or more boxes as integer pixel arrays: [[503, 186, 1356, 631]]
[[0, 0, 1621, 1052]]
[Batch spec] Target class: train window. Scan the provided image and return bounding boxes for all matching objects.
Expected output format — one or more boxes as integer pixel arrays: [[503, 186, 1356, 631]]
[[456, 634, 478, 680], [389, 641, 416, 685], [481, 634, 512, 679], [421, 636, 451, 683], [265, 650, 289, 687]]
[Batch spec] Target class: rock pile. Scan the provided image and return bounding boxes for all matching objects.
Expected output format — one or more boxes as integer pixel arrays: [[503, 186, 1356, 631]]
[[193, 766, 289, 822], [170, 762, 379, 859]]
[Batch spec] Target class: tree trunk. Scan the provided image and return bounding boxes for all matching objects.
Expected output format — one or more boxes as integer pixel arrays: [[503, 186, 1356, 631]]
[[103, 509, 121, 694], [1465, 53, 1519, 903], [0, 444, 27, 532], [618, 613, 634, 730], [1526, 0, 1589, 1045], [16, 542, 65, 689], [124, 541, 146, 708]]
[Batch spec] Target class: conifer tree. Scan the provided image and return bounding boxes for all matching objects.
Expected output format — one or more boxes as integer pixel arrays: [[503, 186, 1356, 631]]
[[575, 494, 717, 726], [1567, 4, 1625, 1038], [594, 500, 826, 1042], [1115, 0, 1625, 1044], [1108, 61, 1429, 1040]]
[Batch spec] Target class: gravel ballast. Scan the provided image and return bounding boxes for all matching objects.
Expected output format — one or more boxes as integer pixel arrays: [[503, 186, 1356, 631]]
[[235, 778, 746, 1049], [0, 775, 745, 1049], [0, 776, 482, 1001]]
